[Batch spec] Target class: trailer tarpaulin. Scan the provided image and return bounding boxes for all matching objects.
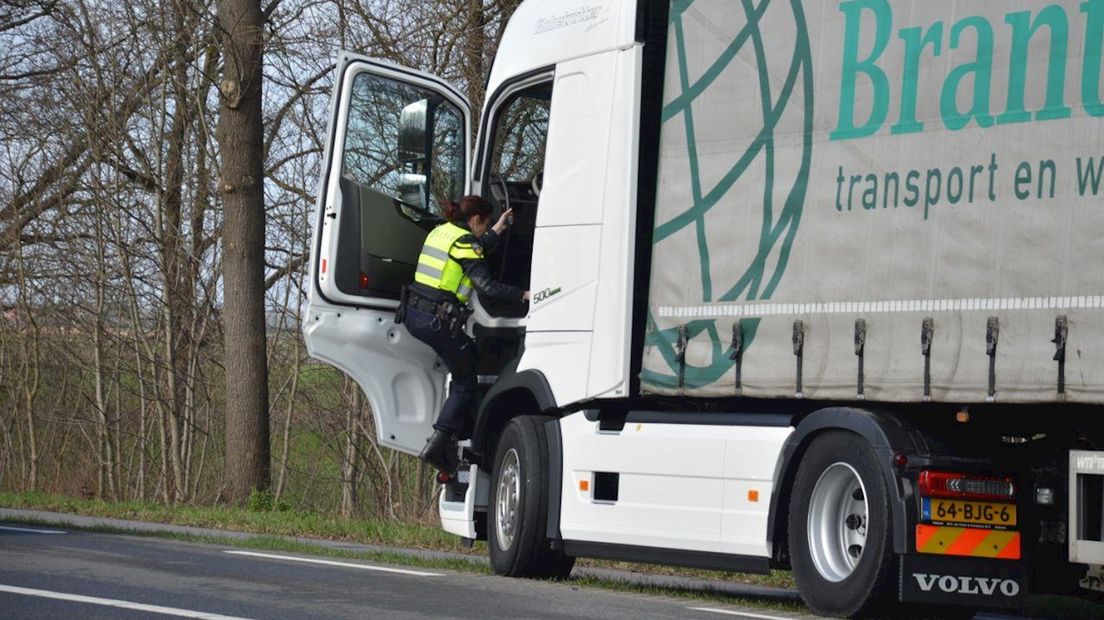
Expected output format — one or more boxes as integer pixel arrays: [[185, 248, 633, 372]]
[[642, 0, 1104, 403]]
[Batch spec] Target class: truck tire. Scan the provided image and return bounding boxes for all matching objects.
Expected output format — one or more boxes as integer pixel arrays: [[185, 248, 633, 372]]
[[488, 415, 575, 579], [788, 431, 896, 617]]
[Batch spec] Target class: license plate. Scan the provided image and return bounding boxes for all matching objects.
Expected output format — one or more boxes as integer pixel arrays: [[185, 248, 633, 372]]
[[922, 498, 1017, 527]]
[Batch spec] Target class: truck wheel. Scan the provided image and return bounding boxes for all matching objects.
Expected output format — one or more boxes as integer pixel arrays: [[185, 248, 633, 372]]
[[488, 415, 575, 579], [788, 431, 896, 617]]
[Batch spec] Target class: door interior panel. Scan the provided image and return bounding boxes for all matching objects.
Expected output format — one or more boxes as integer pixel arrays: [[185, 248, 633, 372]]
[[335, 174, 436, 299]]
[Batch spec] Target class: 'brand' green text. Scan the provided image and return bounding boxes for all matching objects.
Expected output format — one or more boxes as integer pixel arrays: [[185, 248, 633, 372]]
[[831, 0, 1104, 140]]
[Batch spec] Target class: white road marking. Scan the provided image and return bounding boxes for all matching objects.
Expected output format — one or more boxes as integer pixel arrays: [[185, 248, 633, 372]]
[[223, 550, 444, 576], [689, 607, 794, 620], [0, 584, 252, 619], [0, 525, 65, 534]]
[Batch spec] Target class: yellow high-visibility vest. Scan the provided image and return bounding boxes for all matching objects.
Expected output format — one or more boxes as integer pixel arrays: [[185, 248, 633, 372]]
[[414, 222, 480, 303]]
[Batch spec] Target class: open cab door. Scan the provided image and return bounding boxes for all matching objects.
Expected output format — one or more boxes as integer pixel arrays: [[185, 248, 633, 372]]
[[305, 53, 471, 455]]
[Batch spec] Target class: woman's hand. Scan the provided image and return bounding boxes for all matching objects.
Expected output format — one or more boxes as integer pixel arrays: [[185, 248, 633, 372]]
[[493, 208, 513, 235]]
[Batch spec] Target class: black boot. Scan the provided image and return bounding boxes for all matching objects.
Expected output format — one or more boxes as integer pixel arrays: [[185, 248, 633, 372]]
[[419, 429, 457, 472]]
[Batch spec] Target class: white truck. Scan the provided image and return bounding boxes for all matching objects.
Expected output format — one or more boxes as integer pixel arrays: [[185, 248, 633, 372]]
[[305, 0, 1104, 616]]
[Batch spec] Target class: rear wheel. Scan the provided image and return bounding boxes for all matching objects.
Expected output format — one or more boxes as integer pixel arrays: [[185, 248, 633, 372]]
[[789, 432, 896, 617], [488, 415, 574, 579]]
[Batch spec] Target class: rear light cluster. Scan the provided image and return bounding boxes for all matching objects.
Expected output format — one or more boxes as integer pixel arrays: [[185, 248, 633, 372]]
[[918, 470, 1015, 501]]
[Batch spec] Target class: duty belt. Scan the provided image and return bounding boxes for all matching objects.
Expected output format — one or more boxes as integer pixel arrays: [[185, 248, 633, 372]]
[[406, 292, 453, 315]]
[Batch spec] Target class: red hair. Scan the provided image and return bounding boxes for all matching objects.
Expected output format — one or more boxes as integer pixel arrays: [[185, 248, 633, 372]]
[[442, 195, 492, 223]]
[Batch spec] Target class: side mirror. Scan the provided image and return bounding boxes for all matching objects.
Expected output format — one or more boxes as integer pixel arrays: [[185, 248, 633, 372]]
[[398, 99, 431, 210], [397, 172, 427, 215], [399, 99, 429, 165]]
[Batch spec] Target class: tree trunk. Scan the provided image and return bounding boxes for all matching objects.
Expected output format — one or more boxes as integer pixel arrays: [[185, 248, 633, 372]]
[[115, 213, 153, 503], [273, 331, 301, 504], [14, 238, 39, 491], [217, 0, 270, 504], [340, 387, 362, 517], [92, 209, 118, 500], [160, 0, 197, 504], [465, 0, 487, 117]]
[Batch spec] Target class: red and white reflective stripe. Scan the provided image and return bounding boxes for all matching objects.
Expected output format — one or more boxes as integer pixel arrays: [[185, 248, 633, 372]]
[[916, 524, 1021, 559]]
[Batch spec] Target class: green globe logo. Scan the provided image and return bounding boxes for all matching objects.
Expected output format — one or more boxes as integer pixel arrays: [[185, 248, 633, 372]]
[[642, 0, 813, 391]]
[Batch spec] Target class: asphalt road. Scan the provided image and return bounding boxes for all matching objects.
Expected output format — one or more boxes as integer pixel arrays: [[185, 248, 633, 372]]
[[0, 522, 819, 620], [0, 513, 1055, 620]]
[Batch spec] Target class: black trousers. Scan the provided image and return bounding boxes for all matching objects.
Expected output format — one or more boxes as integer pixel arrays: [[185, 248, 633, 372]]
[[402, 305, 477, 437]]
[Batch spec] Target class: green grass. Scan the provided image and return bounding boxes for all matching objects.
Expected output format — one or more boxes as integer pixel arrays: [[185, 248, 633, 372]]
[[0, 491, 468, 552], [566, 573, 807, 613], [0, 516, 490, 575], [571, 557, 795, 590]]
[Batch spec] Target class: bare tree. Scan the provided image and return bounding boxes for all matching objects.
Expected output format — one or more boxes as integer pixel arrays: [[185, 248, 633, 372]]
[[1, 0, 521, 520], [216, 0, 270, 503]]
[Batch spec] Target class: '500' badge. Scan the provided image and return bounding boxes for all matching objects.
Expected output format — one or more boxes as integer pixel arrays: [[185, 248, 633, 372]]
[[533, 287, 562, 303]]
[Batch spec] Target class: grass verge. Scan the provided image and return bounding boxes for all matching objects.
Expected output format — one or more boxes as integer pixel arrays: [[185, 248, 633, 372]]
[[1, 516, 488, 575], [0, 491, 465, 550]]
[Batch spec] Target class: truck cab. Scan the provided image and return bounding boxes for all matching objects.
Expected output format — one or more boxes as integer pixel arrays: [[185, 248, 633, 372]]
[[305, 0, 641, 457]]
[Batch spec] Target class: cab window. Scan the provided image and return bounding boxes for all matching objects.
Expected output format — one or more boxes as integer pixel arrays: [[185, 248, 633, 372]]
[[343, 73, 464, 218], [482, 82, 553, 315], [333, 72, 466, 299]]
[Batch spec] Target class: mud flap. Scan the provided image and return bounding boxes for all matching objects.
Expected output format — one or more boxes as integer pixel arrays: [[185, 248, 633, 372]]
[[899, 554, 1028, 609]]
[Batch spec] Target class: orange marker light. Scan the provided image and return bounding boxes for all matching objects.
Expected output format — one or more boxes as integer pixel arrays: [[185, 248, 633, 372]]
[[321, 258, 328, 274], [579, 480, 590, 492], [748, 490, 759, 502]]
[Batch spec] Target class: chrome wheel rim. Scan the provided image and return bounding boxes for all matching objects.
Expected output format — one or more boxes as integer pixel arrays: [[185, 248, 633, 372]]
[[495, 448, 521, 551], [807, 462, 868, 582]]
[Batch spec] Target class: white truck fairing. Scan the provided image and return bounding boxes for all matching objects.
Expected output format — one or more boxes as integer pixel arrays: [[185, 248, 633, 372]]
[[485, 0, 637, 100], [517, 47, 642, 404], [558, 411, 792, 557]]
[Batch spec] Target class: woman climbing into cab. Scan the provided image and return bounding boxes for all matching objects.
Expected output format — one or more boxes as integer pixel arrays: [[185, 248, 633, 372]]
[[399, 195, 528, 471]]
